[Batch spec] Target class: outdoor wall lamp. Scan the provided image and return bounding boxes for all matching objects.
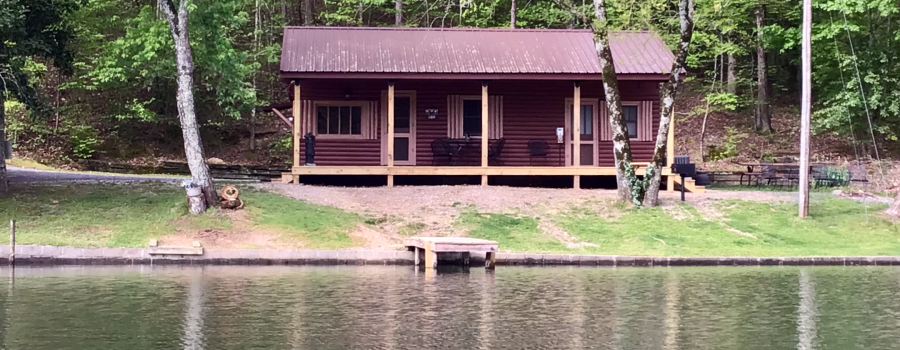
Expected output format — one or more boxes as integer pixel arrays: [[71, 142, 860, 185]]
[[426, 109, 439, 120]]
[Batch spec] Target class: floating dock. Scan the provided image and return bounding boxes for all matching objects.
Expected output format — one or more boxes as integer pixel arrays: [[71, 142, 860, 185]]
[[404, 237, 498, 269]]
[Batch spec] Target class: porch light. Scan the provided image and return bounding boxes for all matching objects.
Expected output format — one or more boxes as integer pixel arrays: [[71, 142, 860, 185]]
[[426, 109, 439, 120]]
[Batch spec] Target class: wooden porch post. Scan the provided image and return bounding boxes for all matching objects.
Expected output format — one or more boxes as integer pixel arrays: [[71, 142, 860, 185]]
[[573, 82, 581, 189], [292, 81, 301, 184], [481, 81, 489, 186], [666, 108, 675, 192], [387, 81, 395, 187]]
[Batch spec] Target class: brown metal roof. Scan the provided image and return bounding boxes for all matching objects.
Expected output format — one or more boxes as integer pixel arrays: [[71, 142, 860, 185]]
[[280, 27, 674, 79]]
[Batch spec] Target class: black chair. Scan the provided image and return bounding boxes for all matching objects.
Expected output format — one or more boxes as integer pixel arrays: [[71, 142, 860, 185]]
[[739, 165, 762, 186], [527, 140, 549, 165], [848, 161, 869, 184], [431, 139, 454, 165], [811, 165, 836, 188], [760, 162, 783, 187], [488, 138, 506, 165]]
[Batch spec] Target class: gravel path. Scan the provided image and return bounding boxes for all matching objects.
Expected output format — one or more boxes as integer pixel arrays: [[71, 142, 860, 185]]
[[6, 166, 187, 183]]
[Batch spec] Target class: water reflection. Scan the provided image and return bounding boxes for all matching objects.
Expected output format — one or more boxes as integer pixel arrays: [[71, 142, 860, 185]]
[[0, 266, 898, 350]]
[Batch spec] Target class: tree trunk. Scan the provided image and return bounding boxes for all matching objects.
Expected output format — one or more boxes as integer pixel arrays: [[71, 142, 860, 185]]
[[159, 0, 218, 210], [395, 0, 403, 26], [755, 6, 772, 133], [0, 91, 7, 193], [726, 52, 737, 94], [887, 193, 900, 217], [302, 0, 314, 25], [510, 0, 517, 28], [641, 0, 695, 207], [590, 0, 633, 202]]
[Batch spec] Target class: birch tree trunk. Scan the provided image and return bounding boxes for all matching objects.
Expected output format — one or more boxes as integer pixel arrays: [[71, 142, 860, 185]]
[[591, 0, 633, 202], [726, 52, 737, 94], [510, 0, 517, 28], [158, 0, 218, 210], [553, 0, 636, 202], [0, 91, 7, 193], [642, 0, 695, 207], [395, 0, 403, 26], [755, 5, 772, 133]]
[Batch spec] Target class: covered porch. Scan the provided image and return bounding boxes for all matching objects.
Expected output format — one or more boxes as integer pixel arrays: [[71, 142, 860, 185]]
[[274, 27, 699, 191]]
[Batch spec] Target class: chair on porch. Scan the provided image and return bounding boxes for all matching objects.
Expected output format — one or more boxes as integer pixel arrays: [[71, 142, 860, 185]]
[[431, 139, 455, 165], [488, 138, 506, 166], [527, 140, 549, 165]]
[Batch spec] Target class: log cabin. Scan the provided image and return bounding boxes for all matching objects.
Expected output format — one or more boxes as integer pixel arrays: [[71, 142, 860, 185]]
[[272, 26, 699, 191]]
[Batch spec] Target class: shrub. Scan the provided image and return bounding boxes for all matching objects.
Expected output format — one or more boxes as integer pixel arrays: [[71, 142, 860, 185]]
[[69, 125, 100, 159]]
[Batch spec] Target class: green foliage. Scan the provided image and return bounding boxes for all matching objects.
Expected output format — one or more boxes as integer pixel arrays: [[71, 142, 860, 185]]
[[69, 125, 100, 158], [707, 127, 747, 161]]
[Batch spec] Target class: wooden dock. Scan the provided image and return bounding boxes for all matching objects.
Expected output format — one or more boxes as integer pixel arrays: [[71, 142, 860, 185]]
[[404, 237, 498, 269]]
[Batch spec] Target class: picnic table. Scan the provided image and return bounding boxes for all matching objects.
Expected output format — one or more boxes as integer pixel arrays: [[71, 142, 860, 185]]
[[737, 162, 837, 187]]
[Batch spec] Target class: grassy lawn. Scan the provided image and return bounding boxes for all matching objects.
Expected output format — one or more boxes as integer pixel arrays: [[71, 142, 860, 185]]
[[0, 183, 362, 249], [456, 195, 900, 257]]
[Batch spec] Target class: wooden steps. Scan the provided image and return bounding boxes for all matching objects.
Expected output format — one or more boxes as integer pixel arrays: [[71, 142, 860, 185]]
[[672, 176, 706, 193]]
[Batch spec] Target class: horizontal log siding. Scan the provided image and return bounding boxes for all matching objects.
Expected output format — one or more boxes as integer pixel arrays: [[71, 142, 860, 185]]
[[292, 79, 662, 167]]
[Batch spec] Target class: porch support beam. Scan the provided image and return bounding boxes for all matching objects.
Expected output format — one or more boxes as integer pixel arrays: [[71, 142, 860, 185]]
[[387, 81, 395, 187], [481, 81, 489, 186], [573, 81, 581, 189], [292, 81, 301, 184], [666, 108, 675, 192]]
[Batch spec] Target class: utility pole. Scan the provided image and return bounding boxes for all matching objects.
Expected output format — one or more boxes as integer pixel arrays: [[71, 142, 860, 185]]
[[798, 0, 812, 217]]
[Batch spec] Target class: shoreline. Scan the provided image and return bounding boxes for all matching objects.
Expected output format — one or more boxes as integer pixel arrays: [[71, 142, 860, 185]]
[[3, 245, 900, 267]]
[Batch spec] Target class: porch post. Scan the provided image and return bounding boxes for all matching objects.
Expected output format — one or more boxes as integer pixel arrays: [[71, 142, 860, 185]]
[[387, 81, 396, 187], [292, 81, 301, 184], [481, 81, 489, 186], [666, 108, 675, 192], [573, 82, 581, 189]]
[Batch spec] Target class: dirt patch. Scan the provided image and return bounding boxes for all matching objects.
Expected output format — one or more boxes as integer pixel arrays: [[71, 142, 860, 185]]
[[162, 210, 299, 249], [253, 184, 799, 249]]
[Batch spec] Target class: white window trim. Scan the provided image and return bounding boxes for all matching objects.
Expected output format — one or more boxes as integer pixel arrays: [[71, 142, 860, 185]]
[[312, 101, 370, 140]]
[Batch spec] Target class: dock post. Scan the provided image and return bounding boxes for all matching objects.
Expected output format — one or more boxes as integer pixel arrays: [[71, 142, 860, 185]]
[[424, 243, 437, 269], [414, 247, 420, 266], [8, 220, 14, 265], [485, 251, 496, 269]]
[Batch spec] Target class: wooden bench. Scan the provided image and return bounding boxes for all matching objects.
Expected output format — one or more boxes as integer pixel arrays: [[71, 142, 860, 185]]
[[404, 237, 498, 269]]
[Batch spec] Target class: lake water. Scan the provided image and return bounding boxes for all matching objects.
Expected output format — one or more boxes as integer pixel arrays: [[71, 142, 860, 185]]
[[0, 265, 898, 349]]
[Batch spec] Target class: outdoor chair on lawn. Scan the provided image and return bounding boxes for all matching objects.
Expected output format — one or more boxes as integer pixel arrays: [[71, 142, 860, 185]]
[[781, 165, 801, 188], [527, 140, 550, 165], [431, 139, 454, 165], [848, 161, 869, 185], [811, 165, 836, 188], [488, 138, 506, 166], [739, 165, 762, 186], [760, 162, 783, 187]]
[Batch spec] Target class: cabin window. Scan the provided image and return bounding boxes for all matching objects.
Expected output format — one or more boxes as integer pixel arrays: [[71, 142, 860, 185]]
[[316, 104, 363, 137], [462, 99, 482, 137], [623, 105, 638, 139]]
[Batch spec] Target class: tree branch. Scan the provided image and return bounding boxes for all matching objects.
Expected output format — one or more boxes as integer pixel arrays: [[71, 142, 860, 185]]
[[157, 0, 180, 37]]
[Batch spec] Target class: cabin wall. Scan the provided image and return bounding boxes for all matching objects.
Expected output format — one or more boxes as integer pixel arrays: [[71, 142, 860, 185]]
[[294, 79, 663, 167]]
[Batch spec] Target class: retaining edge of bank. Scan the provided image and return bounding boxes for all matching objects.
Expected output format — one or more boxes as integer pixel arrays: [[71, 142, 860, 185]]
[[3, 245, 900, 267]]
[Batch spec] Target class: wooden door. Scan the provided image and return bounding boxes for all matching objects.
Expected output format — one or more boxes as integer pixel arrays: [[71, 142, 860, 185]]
[[565, 99, 599, 166]]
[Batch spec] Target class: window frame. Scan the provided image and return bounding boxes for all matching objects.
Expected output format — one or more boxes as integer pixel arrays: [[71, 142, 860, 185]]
[[622, 101, 640, 140], [461, 96, 483, 139], [312, 101, 369, 140]]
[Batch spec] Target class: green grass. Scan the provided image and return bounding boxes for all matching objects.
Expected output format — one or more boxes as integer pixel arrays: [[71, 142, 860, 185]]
[[7, 158, 58, 171], [244, 189, 361, 249], [456, 195, 900, 257], [456, 211, 569, 252], [0, 184, 362, 249]]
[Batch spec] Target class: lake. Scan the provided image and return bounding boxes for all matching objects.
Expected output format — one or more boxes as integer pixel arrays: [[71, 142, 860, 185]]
[[0, 265, 898, 349]]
